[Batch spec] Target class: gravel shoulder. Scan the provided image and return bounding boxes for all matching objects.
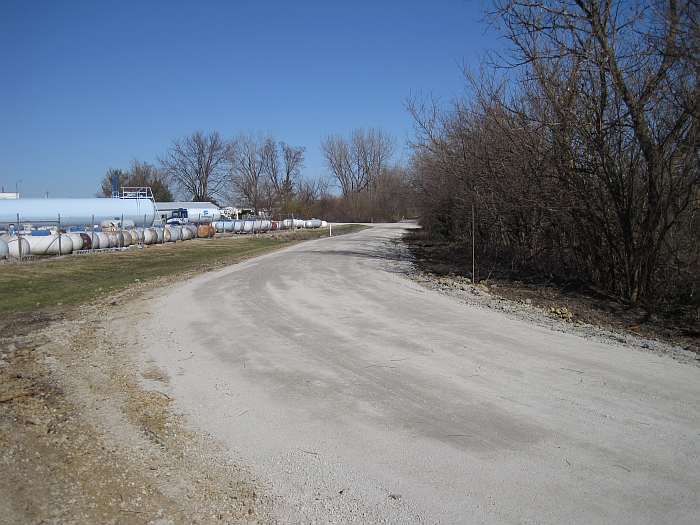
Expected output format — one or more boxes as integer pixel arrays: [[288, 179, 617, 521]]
[[404, 267, 699, 367]]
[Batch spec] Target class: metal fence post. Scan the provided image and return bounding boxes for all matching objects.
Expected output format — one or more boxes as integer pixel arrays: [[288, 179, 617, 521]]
[[471, 202, 476, 283], [58, 214, 62, 255], [16, 213, 22, 261]]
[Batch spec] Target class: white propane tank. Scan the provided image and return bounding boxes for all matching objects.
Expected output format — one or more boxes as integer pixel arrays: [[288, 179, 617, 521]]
[[143, 228, 158, 244], [26, 234, 74, 255], [121, 230, 133, 246], [67, 233, 84, 251], [97, 232, 110, 248], [0, 238, 8, 258], [7, 236, 31, 257], [165, 225, 181, 241], [181, 226, 194, 240]]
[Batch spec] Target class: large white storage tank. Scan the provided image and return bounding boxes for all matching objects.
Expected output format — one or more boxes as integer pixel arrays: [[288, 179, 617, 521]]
[[7, 236, 30, 258], [0, 198, 157, 227]]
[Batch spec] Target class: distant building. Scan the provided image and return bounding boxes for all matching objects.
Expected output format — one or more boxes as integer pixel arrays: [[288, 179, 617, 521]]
[[0, 192, 19, 199]]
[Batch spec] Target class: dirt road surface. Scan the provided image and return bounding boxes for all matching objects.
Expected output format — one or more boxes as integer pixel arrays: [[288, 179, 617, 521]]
[[137, 224, 700, 524]]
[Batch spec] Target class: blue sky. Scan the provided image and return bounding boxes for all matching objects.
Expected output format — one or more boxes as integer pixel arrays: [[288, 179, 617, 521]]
[[1, 0, 502, 198]]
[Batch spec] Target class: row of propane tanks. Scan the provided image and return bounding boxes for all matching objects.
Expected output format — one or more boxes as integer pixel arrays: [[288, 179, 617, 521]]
[[212, 218, 326, 233], [0, 224, 214, 259]]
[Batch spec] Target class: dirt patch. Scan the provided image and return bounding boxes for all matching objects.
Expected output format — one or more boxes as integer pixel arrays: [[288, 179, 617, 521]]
[[0, 287, 268, 524]]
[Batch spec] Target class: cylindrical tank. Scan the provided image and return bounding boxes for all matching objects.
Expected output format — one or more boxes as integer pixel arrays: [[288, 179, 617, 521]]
[[166, 225, 181, 241], [0, 198, 157, 227], [154, 227, 164, 243], [121, 230, 132, 246], [173, 225, 183, 241], [306, 219, 322, 228], [282, 219, 293, 229], [67, 233, 84, 251], [233, 220, 243, 233], [85, 232, 98, 249], [106, 232, 117, 247], [293, 219, 304, 228], [242, 220, 253, 233], [261, 220, 272, 231], [134, 228, 145, 243], [0, 238, 8, 258], [26, 234, 74, 255], [79, 232, 92, 250], [7, 236, 31, 257], [321, 220, 328, 227], [143, 228, 158, 244], [95, 232, 109, 248], [197, 224, 210, 238], [181, 226, 193, 240]]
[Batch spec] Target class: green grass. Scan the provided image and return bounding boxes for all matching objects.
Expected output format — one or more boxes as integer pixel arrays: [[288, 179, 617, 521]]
[[0, 224, 367, 314]]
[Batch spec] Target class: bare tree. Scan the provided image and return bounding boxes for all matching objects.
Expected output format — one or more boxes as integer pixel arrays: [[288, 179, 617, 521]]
[[280, 142, 305, 203], [321, 128, 394, 197], [160, 131, 231, 202], [230, 135, 265, 213]]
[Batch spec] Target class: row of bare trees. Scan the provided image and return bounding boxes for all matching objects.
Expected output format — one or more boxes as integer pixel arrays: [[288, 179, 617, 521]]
[[410, 0, 699, 310], [99, 128, 417, 221], [321, 128, 415, 221], [100, 132, 312, 217]]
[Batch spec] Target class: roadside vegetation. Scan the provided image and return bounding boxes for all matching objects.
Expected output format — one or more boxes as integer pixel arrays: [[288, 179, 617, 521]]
[[407, 0, 699, 328], [0, 225, 366, 316]]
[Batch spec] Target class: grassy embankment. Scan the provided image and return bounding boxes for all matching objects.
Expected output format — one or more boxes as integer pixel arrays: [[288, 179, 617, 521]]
[[0, 224, 367, 315]]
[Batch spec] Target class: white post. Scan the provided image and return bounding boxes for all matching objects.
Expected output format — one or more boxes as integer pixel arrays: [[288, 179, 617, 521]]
[[329, 223, 332, 237]]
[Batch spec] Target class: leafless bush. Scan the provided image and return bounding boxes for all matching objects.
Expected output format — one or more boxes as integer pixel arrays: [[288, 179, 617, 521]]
[[411, 0, 699, 312]]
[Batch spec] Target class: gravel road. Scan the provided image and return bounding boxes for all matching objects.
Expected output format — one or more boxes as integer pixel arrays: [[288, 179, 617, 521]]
[[138, 224, 700, 524]]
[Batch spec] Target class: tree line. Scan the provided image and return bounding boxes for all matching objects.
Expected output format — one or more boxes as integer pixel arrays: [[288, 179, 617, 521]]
[[100, 129, 415, 222], [409, 0, 699, 311]]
